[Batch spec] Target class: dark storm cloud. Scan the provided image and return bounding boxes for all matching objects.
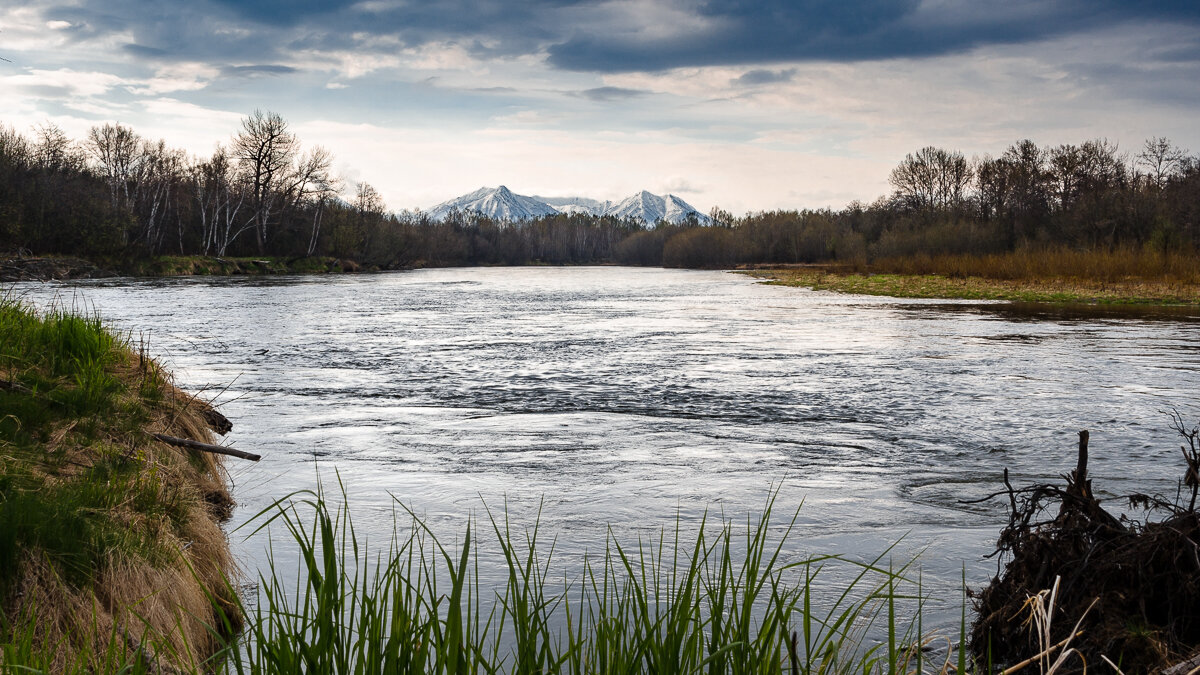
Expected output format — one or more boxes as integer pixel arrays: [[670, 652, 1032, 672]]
[[28, 0, 1200, 73], [546, 0, 1200, 72]]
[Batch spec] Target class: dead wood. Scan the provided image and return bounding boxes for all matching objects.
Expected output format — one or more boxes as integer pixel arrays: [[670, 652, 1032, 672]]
[[151, 432, 260, 462], [970, 426, 1200, 674]]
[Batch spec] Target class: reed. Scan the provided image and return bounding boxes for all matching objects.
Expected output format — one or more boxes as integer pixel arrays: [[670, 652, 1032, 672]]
[[2, 475, 969, 673], [225, 482, 955, 674]]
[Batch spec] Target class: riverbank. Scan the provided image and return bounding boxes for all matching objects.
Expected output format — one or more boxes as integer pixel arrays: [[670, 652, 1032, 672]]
[[0, 254, 368, 281], [0, 297, 239, 671], [743, 268, 1200, 305]]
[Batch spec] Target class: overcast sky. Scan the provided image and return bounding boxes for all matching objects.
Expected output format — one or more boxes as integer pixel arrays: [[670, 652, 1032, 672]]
[[3, 0, 1198, 214]]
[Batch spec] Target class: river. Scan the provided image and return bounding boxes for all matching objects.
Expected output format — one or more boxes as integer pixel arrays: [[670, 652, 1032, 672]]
[[9, 266, 1200, 631]]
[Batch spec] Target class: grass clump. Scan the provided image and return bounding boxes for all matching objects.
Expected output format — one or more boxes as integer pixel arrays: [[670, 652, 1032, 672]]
[[0, 294, 239, 672], [220, 484, 956, 674]]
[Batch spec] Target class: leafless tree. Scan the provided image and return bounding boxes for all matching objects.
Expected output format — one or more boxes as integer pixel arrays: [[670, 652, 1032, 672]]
[[86, 122, 141, 211], [232, 110, 297, 253], [890, 146, 973, 211], [33, 122, 80, 172], [1137, 137, 1188, 191], [193, 145, 249, 256]]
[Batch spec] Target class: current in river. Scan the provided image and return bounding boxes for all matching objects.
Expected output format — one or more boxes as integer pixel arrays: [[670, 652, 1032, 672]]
[[10, 266, 1200, 630]]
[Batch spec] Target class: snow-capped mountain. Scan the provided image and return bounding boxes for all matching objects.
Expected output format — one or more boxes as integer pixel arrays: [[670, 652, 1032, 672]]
[[605, 191, 711, 225], [427, 186, 559, 222], [535, 196, 612, 217], [427, 187, 709, 224]]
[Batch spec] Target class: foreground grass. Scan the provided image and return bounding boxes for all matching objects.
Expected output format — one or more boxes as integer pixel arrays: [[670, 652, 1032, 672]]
[[6, 482, 968, 674]]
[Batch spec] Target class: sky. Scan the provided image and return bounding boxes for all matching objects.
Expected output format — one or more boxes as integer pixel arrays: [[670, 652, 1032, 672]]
[[3, 0, 1199, 215]]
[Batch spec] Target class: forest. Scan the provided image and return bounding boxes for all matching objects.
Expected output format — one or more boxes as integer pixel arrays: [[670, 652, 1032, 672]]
[[1, 110, 1198, 271]]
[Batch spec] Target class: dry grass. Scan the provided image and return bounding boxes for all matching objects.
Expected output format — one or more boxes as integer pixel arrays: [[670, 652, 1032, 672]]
[[0, 297, 239, 672], [743, 247, 1200, 304], [744, 269, 1200, 305], [872, 247, 1200, 284]]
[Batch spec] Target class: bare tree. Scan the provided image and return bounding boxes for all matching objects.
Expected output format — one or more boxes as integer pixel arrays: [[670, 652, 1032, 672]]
[[132, 139, 186, 253], [0, 123, 32, 170], [890, 146, 973, 211], [87, 122, 141, 211], [1137, 137, 1187, 191], [232, 110, 297, 253], [294, 147, 339, 257], [33, 122, 80, 172], [193, 145, 249, 256]]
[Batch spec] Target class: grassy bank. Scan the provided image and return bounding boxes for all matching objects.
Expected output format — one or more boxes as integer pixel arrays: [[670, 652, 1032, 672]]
[[0, 295, 238, 671], [744, 248, 1200, 304]]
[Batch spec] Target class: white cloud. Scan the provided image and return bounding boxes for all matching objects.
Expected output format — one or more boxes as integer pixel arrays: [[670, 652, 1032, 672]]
[[125, 63, 220, 95], [2, 68, 127, 97]]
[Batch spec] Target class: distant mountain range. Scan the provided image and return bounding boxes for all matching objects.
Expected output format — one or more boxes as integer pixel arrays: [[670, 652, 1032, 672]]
[[427, 186, 711, 225]]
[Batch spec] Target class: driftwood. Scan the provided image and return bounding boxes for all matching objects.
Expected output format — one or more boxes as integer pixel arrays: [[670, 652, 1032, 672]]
[[152, 432, 260, 462]]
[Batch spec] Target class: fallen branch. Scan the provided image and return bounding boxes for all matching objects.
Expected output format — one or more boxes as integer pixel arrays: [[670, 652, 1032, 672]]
[[151, 432, 260, 462]]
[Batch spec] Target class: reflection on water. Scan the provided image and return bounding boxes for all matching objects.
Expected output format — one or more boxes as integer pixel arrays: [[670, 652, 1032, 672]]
[[9, 267, 1199, 627]]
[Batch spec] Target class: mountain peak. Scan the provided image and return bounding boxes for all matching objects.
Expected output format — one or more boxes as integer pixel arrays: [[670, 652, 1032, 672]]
[[606, 191, 710, 225], [428, 186, 558, 222], [427, 186, 709, 225]]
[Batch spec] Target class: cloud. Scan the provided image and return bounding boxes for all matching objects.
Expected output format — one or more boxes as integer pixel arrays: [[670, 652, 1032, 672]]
[[220, 64, 298, 77], [660, 177, 705, 194], [546, 0, 1200, 72], [2, 68, 127, 98], [574, 86, 648, 102], [733, 68, 797, 86], [15, 0, 1200, 82]]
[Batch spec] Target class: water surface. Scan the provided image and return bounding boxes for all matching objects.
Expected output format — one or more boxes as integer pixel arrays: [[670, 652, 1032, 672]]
[[11, 267, 1199, 628]]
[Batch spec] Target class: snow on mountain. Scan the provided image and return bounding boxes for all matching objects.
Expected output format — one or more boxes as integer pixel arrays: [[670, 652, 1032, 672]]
[[605, 191, 711, 225], [427, 186, 559, 222], [427, 187, 709, 224], [535, 196, 612, 216]]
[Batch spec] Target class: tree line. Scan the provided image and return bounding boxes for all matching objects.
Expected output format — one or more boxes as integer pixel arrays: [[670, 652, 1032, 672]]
[[1, 110, 1197, 270]]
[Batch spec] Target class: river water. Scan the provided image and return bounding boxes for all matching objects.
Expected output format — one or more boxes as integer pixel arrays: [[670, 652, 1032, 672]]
[[9, 266, 1200, 630]]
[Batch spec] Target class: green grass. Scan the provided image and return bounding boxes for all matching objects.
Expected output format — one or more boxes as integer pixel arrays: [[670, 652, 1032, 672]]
[[4, 479, 971, 674], [0, 297, 161, 593], [0, 295, 234, 647]]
